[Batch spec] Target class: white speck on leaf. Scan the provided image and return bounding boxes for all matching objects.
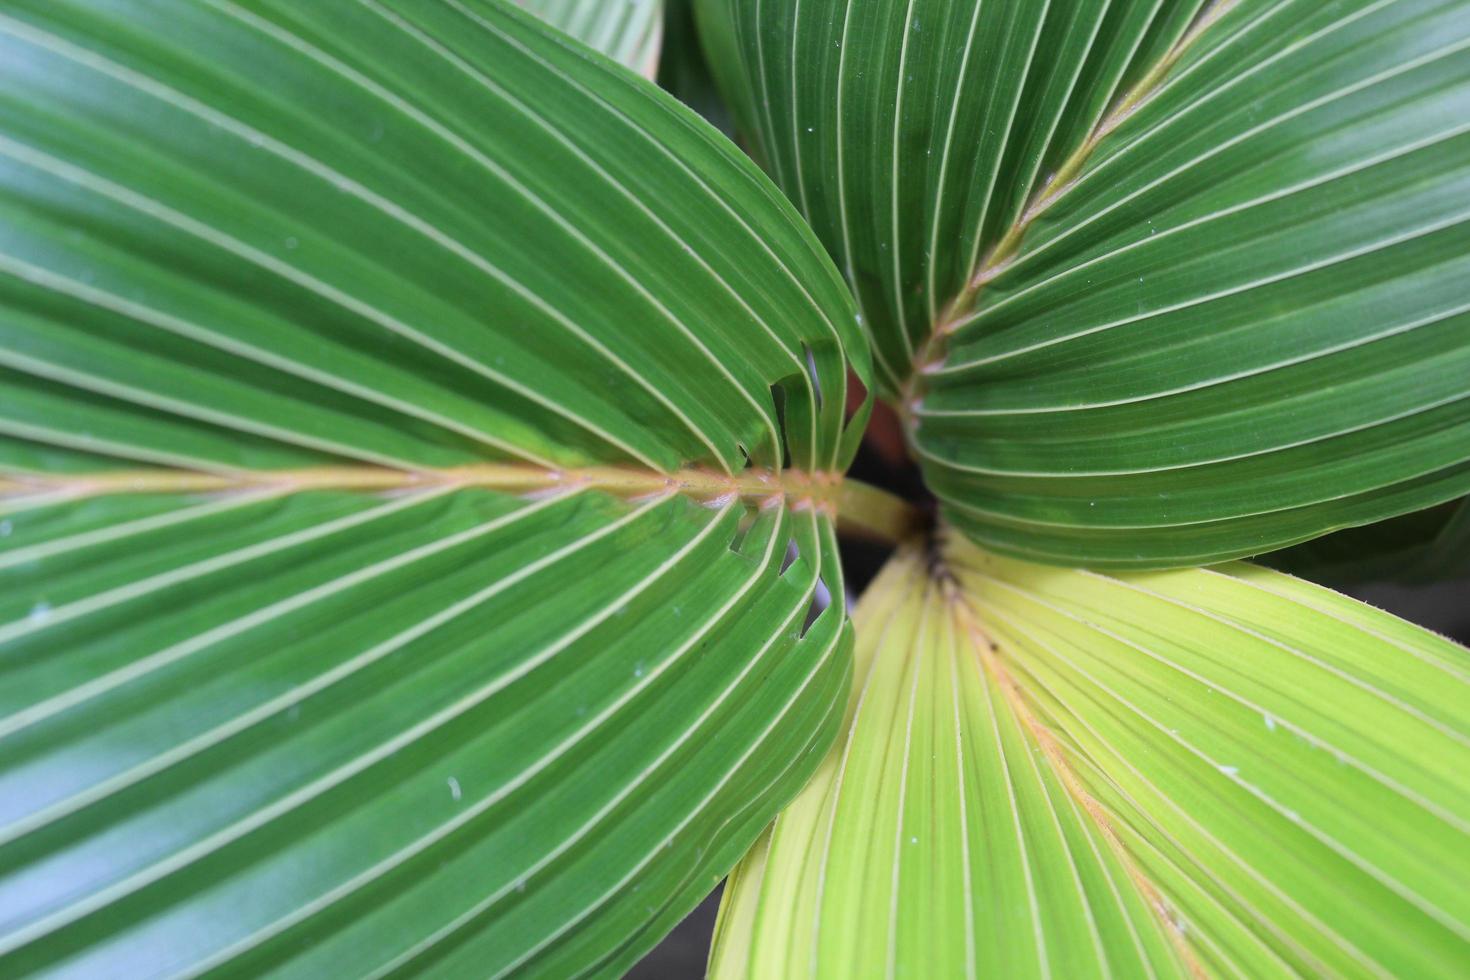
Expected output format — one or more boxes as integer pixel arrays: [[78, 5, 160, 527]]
[[1218, 764, 1239, 777], [1264, 714, 1277, 732], [447, 776, 462, 802], [28, 601, 51, 624]]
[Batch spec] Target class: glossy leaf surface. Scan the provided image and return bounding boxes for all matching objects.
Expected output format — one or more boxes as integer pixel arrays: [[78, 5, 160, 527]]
[[713, 534, 1470, 978], [0, 0, 867, 974], [699, 0, 1470, 566]]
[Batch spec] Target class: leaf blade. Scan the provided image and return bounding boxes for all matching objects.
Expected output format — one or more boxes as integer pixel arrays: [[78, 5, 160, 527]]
[[712, 533, 1470, 978], [0, 0, 868, 972], [700, 0, 1470, 566]]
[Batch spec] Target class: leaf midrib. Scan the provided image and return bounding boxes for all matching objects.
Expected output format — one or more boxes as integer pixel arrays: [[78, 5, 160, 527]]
[[944, 577, 1210, 978], [0, 462, 844, 512], [902, 0, 1239, 406]]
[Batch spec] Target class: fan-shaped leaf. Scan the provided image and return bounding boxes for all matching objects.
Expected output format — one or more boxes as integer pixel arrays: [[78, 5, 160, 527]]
[[0, 0, 868, 974], [699, 0, 1470, 566], [712, 533, 1470, 978]]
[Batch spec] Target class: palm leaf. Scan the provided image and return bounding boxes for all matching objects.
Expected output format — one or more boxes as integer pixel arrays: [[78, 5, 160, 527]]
[[697, 0, 1470, 567], [712, 533, 1470, 977], [0, 0, 870, 973]]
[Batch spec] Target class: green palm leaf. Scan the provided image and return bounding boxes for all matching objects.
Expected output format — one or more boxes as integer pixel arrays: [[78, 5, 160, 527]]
[[698, 0, 1470, 566], [0, 0, 870, 973], [712, 534, 1470, 977]]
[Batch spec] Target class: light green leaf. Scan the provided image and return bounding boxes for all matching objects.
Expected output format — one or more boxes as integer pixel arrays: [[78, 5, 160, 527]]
[[698, 0, 1470, 567], [712, 532, 1470, 978], [518, 0, 665, 77], [0, 0, 870, 974]]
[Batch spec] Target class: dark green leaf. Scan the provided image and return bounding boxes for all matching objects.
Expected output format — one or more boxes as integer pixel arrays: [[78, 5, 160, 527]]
[[0, 0, 869, 973], [700, 0, 1470, 566]]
